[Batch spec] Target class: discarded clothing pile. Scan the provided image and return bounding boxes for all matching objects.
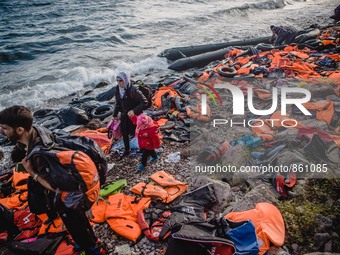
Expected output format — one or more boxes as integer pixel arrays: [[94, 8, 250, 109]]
[[165, 202, 285, 255], [155, 183, 286, 255]]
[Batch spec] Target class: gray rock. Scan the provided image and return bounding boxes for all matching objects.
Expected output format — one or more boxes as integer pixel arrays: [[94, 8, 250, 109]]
[[276, 150, 309, 169], [221, 144, 249, 172], [306, 85, 334, 99], [107, 243, 113, 249], [300, 119, 328, 130], [276, 129, 299, 143], [225, 127, 253, 140], [315, 215, 333, 232], [291, 244, 299, 255], [304, 253, 340, 255], [313, 233, 331, 251], [331, 232, 339, 240], [324, 241, 333, 253], [114, 244, 131, 255], [191, 175, 232, 213], [0, 146, 15, 171], [139, 237, 146, 245], [224, 183, 278, 213], [267, 246, 290, 255]]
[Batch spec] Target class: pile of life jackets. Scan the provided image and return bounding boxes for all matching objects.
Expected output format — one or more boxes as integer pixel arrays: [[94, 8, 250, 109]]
[[131, 170, 188, 203], [197, 27, 340, 81], [89, 171, 188, 242]]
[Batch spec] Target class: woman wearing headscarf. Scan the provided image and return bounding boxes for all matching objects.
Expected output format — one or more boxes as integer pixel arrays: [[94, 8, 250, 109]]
[[112, 72, 148, 158]]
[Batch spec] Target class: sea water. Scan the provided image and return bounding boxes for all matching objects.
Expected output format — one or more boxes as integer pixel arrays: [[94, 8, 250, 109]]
[[0, 0, 338, 111]]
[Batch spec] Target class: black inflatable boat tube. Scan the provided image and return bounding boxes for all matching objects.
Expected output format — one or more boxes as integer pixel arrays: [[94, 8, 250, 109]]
[[168, 46, 234, 71], [160, 36, 272, 61], [168, 41, 293, 71]]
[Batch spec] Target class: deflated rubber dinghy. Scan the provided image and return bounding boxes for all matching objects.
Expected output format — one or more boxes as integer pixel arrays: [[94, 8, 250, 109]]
[[159, 36, 272, 61]]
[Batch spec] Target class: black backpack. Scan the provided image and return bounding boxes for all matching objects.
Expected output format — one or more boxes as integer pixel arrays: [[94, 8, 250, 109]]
[[33, 125, 108, 186], [133, 80, 153, 109]]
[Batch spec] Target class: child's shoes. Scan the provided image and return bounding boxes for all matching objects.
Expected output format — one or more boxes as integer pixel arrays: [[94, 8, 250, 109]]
[[150, 155, 159, 163], [137, 164, 145, 171]]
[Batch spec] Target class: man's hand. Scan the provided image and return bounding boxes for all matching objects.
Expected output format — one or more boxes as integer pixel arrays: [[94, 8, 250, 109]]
[[22, 157, 56, 192], [128, 110, 135, 117]]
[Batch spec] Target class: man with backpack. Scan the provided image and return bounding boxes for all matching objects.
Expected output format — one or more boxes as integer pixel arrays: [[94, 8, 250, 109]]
[[112, 72, 148, 159], [0, 105, 105, 255]]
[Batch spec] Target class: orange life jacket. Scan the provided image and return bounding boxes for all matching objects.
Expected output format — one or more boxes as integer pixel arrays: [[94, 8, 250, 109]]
[[270, 111, 302, 128], [152, 87, 180, 109], [237, 67, 251, 75], [303, 100, 335, 124], [0, 191, 28, 209], [325, 54, 340, 62], [76, 130, 113, 154], [130, 182, 169, 202], [197, 71, 212, 83], [12, 170, 29, 191], [105, 193, 151, 242], [149, 171, 187, 203], [290, 51, 310, 59], [225, 203, 285, 255], [225, 48, 243, 58], [253, 89, 272, 100], [37, 215, 67, 235], [188, 103, 211, 122], [251, 120, 274, 141], [54, 235, 77, 255], [89, 199, 109, 224], [156, 118, 170, 127], [329, 71, 340, 80]]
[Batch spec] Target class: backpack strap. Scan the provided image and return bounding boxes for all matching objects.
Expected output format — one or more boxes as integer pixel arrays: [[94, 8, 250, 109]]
[[33, 125, 55, 148], [27, 146, 44, 160], [127, 84, 137, 98]]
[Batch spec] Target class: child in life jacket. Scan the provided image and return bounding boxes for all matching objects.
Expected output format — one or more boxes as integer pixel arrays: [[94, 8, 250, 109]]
[[131, 113, 161, 171]]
